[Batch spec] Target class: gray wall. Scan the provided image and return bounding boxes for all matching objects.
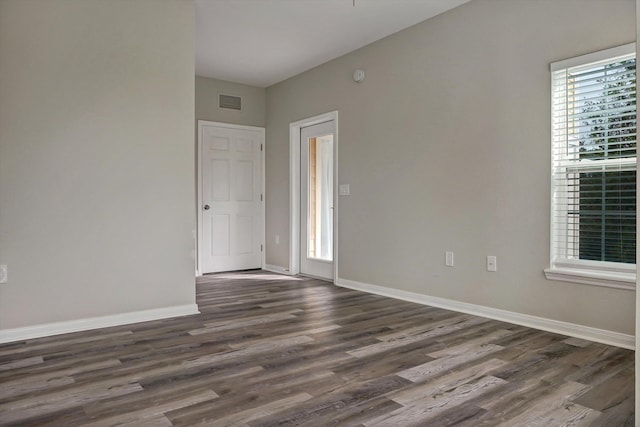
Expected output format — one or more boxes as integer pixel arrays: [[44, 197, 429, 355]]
[[266, 0, 636, 334], [0, 0, 196, 329], [196, 76, 266, 127]]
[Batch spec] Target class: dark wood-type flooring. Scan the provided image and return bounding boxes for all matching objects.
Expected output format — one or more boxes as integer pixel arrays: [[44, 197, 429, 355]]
[[0, 270, 635, 426]]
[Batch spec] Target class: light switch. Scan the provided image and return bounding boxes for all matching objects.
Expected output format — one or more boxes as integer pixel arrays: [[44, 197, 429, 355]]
[[339, 184, 350, 196], [445, 251, 454, 267], [487, 256, 497, 272]]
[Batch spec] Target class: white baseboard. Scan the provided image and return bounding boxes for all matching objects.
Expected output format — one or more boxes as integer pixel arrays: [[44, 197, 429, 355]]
[[263, 264, 293, 275], [336, 278, 634, 350], [0, 304, 200, 344]]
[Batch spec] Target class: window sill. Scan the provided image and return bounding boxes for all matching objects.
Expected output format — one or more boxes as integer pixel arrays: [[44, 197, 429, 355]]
[[544, 267, 635, 291]]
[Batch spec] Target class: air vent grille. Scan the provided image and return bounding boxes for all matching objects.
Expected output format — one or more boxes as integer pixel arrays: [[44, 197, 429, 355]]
[[219, 94, 242, 111]]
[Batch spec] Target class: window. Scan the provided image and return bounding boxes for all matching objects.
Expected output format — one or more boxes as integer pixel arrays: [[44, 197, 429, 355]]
[[545, 44, 637, 289]]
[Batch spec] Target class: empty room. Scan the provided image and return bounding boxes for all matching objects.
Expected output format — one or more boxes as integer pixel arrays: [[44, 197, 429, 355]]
[[0, 0, 638, 425]]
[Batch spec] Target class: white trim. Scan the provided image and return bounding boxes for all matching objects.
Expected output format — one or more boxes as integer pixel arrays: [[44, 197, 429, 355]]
[[263, 264, 293, 275], [260, 129, 266, 271], [554, 258, 636, 274], [548, 44, 637, 285], [289, 111, 339, 280], [335, 277, 634, 350], [196, 120, 266, 274], [543, 267, 635, 290], [550, 42, 636, 71], [289, 120, 300, 276], [0, 304, 200, 344]]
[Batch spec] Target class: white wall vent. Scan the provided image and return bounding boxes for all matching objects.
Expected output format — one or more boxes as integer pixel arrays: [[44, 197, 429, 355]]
[[219, 94, 242, 111]]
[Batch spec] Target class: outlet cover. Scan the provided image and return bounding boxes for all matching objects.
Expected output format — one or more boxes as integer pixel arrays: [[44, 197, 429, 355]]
[[0, 265, 7, 284], [445, 251, 454, 267]]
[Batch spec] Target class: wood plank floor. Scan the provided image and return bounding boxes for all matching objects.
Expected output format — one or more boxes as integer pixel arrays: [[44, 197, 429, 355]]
[[0, 270, 634, 426]]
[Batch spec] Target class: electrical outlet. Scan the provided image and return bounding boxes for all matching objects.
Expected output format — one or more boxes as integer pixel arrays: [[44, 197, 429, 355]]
[[487, 256, 497, 272], [275, 235, 280, 244], [0, 265, 7, 284], [445, 251, 454, 267]]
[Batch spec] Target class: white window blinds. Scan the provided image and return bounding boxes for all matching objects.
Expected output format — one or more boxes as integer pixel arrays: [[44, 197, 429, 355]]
[[550, 44, 636, 273]]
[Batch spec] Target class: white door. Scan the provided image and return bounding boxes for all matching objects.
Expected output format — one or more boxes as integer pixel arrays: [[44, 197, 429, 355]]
[[300, 121, 335, 280], [199, 123, 264, 273]]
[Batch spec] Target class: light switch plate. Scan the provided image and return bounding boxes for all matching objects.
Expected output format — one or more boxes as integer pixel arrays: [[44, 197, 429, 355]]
[[339, 184, 350, 196], [487, 256, 497, 272], [445, 251, 454, 267]]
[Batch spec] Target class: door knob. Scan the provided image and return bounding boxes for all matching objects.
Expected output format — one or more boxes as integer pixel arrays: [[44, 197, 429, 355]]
[[203, 204, 210, 210]]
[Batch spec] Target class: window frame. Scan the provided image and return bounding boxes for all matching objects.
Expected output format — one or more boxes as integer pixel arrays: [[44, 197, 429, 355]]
[[544, 43, 637, 290]]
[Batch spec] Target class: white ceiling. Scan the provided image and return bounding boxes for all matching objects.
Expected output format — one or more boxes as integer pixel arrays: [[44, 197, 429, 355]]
[[195, 0, 471, 88]]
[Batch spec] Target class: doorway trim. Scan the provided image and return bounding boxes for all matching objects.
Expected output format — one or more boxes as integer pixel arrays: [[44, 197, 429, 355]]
[[289, 111, 339, 281], [196, 120, 266, 276]]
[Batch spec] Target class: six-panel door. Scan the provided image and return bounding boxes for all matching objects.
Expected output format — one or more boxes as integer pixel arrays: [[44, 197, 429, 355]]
[[200, 125, 263, 273]]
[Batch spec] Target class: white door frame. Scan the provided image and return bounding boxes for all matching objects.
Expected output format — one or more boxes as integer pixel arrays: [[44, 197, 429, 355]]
[[289, 111, 339, 281], [196, 120, 266, 276]]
